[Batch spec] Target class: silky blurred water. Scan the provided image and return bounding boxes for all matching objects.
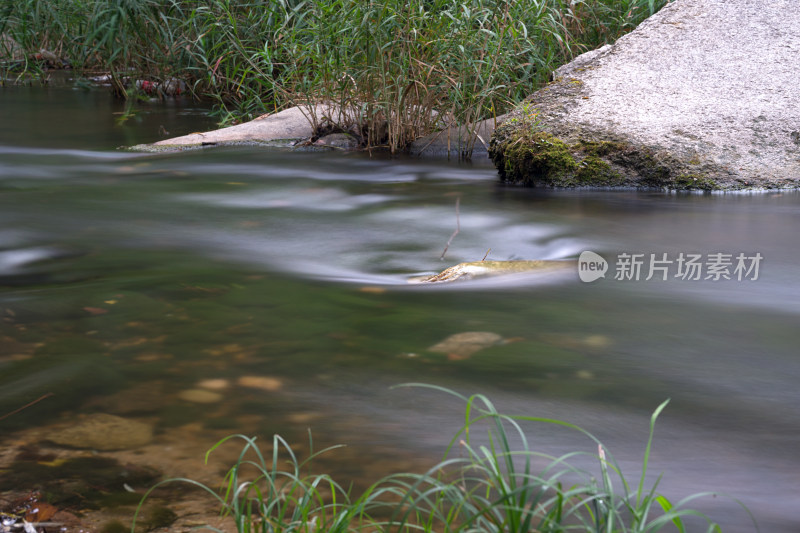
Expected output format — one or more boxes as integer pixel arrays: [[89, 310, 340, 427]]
[[1, 82, 798, 532]]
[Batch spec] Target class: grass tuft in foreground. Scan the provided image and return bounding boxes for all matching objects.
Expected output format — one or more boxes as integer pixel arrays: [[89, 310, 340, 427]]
[[135, 384, 753, 532]]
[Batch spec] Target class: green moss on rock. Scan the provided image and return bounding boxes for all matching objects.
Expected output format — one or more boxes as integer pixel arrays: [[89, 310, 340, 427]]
[[674, 173, 718, 190], [490, 107, 725, 190], [501, 131, 578, 186], [575, 155, 624, 186], [492, 123, 626, 187], [491, 118, 724, 190], [577, 140, 627, 157], [608, 148, 671, 186]]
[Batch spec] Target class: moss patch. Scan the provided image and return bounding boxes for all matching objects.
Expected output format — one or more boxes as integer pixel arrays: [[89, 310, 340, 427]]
[[674, 173, 719, 191], [575, 155, 623, 186], [577, 140, 627, 157], [492, 123, 626, 187], [607, 147, 671, 187], [502, 131, 578, 186], [490, 117, 720, 190]]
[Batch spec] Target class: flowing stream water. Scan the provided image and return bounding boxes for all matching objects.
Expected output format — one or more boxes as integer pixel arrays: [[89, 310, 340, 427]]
[[1, 81, 798, 532]]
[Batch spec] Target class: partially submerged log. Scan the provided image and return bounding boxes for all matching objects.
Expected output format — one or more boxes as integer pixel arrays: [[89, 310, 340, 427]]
[[410, 260, 574, 283]]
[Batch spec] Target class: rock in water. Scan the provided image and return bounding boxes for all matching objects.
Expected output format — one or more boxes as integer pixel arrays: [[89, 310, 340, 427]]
[[314, 133, 360, 150], [428, 331, 506, 360], [489, 0, 800, 189], [237, 375, 282, 391], [46, 413, 153, 451], [178, 388, 223, 403]]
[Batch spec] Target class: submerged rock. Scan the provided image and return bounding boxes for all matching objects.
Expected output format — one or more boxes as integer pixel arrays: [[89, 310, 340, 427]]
[[237, 375, 282, 392], [45, 414, 153, 451], [197, 378, 230, 390], [178, 388, 223, 403], [410, 260, 574, 283], [539, 333, 613, 352], [428, 331, 508, 360]]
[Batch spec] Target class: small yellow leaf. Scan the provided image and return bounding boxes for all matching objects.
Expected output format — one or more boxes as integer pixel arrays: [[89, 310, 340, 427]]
[[37, 458, 68, 467]]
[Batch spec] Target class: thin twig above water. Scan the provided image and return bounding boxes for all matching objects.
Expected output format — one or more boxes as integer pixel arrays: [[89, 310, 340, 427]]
[[440, 196, 460, 260]]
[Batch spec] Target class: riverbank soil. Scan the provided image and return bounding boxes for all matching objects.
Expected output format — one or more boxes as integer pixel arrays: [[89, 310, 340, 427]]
[[490, 0, 800, 190]]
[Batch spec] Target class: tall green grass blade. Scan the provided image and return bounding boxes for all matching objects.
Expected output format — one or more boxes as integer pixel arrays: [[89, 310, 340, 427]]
[[637, 399, 670, 507]]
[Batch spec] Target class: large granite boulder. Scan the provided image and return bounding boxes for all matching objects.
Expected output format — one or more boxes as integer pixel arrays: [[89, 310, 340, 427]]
[[490, 0, 800, 190]]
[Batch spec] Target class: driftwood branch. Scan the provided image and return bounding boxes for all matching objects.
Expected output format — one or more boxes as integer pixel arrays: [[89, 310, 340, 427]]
[[440, 196, 460, 260], [0, 393, 54, 422]]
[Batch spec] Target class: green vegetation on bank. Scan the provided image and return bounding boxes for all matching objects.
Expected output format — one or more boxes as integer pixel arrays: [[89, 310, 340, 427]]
[[1, 0, 667, 151], [135, 386, 746, 533]]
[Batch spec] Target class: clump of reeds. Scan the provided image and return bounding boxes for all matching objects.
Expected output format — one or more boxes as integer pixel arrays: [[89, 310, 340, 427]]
[[1, 1, 669, 150], [135, 384, 751, 533]]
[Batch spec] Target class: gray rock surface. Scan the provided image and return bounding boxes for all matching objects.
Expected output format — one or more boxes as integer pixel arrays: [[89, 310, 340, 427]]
[[131, 105, 346, 152], [153, 106, 316, 146], [136, 102, 503, 158], [491, 0, 800, 189]]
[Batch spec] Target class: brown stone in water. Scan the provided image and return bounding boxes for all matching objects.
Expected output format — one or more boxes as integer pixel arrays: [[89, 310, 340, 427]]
[[237, 375, 282, 391], [178, 389, 223, 404], [45, 413, 153, 451], [428, 331, 506, 360]]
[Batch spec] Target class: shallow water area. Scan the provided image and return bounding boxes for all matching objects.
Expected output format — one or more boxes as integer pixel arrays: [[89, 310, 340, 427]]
[[1, 84, 799, 532]]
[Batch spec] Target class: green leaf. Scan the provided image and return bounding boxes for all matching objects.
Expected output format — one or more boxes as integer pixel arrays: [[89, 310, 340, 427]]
[[656, 495, 687, 533]]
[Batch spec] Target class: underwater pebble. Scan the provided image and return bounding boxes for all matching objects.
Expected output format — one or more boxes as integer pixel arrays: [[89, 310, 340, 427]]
[[46, 413, 153, 451], [428, 331, 505, 360], [178, 389, 223, 403], [583, 335, 611, 348], [237, 375, 282, 391], [197, 378, 230, 390]]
